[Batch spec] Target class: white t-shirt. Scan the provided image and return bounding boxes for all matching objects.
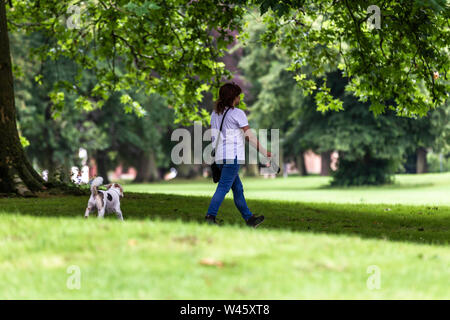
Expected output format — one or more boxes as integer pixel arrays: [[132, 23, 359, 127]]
[[210, 106, 248, 163]]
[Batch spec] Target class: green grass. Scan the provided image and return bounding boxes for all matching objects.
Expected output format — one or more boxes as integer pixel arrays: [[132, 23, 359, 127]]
[[0, 186, 449, 299], [125, 172, 450, 205]]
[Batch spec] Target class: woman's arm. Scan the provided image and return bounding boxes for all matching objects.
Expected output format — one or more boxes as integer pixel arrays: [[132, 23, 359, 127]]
[[241, 125, 272, 158]]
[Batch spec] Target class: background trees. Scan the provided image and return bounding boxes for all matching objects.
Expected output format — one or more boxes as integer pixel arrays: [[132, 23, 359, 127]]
[[1, 0, 449, 193], [238, 13, 450, 185], [12, 32, 175, 185], [12, 32, 107, 183], [253, 0, 450, 116], [2, 0, 246, 192]]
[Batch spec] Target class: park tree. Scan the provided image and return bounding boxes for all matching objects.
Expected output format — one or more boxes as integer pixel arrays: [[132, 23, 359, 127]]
[[300, 70, 410, 185], [239, 13, 450, 184], [252, 0, 449, 116], [401, 102, 450, 173], [1, 0, 246, 193], [13, 32, 178, 184], [238, 25, 408, 184], [1, 0, 449, 193], [12, 30, 176, 184], [99, 91, 174, 183], [12, 32, 109, 182], [290, 69, 449, 185]]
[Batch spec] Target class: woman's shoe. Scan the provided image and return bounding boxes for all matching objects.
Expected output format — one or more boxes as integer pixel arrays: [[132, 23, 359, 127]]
[[205, 215, 222, 225], [246, 215, 265, 228]]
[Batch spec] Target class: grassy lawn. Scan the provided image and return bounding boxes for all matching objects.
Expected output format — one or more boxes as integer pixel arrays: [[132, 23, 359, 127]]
[[125, 172, 450, 206], [0, 177, 449, 299]]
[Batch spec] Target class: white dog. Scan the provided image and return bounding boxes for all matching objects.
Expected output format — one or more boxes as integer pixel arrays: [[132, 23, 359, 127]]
[[84, 177, 124, 220]]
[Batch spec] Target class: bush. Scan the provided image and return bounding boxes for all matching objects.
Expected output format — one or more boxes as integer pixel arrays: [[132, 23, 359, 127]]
[[331, 157, 397, 186]]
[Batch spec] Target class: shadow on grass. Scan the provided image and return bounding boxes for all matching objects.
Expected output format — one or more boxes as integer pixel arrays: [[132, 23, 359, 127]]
[[0, 193, 448, 245]]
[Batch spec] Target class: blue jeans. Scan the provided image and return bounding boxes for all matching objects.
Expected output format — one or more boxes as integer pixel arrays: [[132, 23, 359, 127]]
[[207, 157, 253, 221]]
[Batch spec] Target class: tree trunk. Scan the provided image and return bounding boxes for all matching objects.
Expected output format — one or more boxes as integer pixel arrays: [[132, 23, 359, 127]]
[[278, 146, 284, 176], [296, 152, 307, 176], [320, 150, 332, 176], [177, 164, 202, 178], [62, 156, 72, 183], [134, 152, 150, 183], [245, 163, 259, 176], [416, 147, 428, 174], [95, 152, 110, 184], [0, 1, 45, 193], [43, 155, 56, 182], [134, 151, 160, 182], [42, 103, 58, 181], [176, 143, 201, 178]]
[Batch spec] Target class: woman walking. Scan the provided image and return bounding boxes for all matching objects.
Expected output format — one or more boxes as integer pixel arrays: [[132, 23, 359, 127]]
[[205, 82, 270, 228]]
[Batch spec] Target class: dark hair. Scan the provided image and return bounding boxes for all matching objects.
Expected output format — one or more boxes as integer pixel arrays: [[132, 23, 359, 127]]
[[214, 82, 242, 114]]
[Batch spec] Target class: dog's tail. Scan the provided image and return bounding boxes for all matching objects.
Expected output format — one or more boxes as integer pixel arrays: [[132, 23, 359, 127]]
[[90, 177, 103, 196]]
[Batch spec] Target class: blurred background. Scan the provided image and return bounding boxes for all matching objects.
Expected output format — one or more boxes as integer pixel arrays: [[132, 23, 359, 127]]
[[11, 14, 450, 189]]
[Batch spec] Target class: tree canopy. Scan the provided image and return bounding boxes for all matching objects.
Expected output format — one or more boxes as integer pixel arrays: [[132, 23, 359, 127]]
[[7, 0, 247, 125], [7, 0, 450, 121], [246, 0, 449, 116], [238, 13, 450, 185]]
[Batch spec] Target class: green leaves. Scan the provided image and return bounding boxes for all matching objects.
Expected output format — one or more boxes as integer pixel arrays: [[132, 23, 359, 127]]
[[7, 0, 246, 123], [20, 135, 30, 148], [49, 91, 65, 117], [254, 0, 301, 17], [74, 96, 93, 112], [315, 86, 344, 113], [415, 0, 449, 13], [6, 0, 449, 123], [34, 74, 43, 85], [254, 0, 450, 117], [123, 1, 161, 16], [120, 94, 146, 117], [239, 13, 449, 185]]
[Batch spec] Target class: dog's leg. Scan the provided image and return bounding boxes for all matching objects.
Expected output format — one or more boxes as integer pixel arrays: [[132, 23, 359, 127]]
[[98, 206, 106, 219], [115, 207, 124, 221], [84, 206, 92, 218], [95, 194, 106, 219]]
